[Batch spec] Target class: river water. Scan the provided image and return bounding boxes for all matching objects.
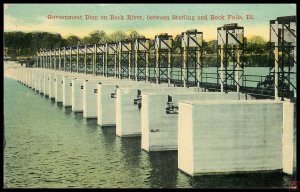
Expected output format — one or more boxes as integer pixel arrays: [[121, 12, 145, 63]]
[[3, 75, 296, 189]]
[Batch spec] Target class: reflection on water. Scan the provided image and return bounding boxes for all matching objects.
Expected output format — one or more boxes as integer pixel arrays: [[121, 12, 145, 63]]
[[100, 126, 116, 143], [148, 151, 178, 188], [74, 112, 83, 123], [120, 137, 142, 167], [4, 77, 296, 188], [64, 107, 72, 116], [56, 102, 64, 110], [187, 171, 285, 189]]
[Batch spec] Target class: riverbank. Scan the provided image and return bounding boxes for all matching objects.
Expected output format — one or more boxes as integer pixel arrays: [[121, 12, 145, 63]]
[[4, 61, 23, 80]]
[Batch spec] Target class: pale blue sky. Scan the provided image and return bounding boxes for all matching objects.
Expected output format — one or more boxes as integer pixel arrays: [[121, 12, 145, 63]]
[[4, 4, 296, 40]]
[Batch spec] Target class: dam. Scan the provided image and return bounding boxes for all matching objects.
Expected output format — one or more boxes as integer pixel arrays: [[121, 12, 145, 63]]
[[7, 16, 297, 178]]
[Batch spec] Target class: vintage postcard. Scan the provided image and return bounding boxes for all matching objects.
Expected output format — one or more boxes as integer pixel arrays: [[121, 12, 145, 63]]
[[3, 3, 297, 189]]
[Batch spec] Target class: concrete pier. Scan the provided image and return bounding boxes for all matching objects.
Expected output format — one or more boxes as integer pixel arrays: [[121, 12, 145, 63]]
[[82, 77, 137, 119], [13, 67, 296, 178], [83, 80, 102, 118], [43, 72, 50, 97], [177, 100, 294, 176], [54, 74, 64, 103], [39, 71, 44, 93], [48, 73, 56, 99], [97, 82, 159, 126], [62, 76, 73, 107], [35, 71, 42, 92], [141, 92, 249, 152], [71, 75, 110, 111], [31, 70, 36, 90], [72, 78, 84, 112], [62, 73, 92, 107], [282, 102, 295, 175], [33, 70, 39, 91], [25, 70, 28, 85], [116, 87, 200, 137], [97, 84, 118, 126], [29, 70, 32, 88], [23, 69, 26, 85], [23, 69, 26, 84], [27, 70, 32, 88], [40, 72, 46, 94]]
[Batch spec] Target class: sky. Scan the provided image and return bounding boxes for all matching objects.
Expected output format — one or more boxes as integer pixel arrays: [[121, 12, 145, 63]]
[[4, 3, 296, 41]]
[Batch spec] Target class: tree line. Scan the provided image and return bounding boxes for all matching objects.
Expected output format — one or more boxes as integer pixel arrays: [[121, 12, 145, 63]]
[[4, 30, 140, 58], [4, 30, 272, 67]]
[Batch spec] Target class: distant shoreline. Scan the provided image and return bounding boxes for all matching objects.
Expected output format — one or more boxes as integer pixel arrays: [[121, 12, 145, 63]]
[[4, 61, 23, 80]]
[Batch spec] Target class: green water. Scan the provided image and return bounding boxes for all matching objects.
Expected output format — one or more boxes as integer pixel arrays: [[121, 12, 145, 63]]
[[3, 77, 296, 188]]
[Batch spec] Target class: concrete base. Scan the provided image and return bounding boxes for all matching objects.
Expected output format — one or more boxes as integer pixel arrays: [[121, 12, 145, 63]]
[[96, 82, 159, 126], [63, 76, 73, 107], [43, 72, 50, 96], [36, 71, 42, 92], [31, 71, 36, 90], [27, 70, 32, 88], [25, 70, 28, 85], [116, 87, 200, 137], [32, 71, 36, 90], [282, 102, 295, 175], [97, 82, 128, 126], [177, 100, 292, 176], [72, 78, 84, 112], [28, 70, 31, 85], [97, 84, 118, 126], [83, 80, 102, 118], [141, 92, 247, 152], [41, 71, 47, 93], [48, 73, 55, 99], [55, 75, 63, 103], [22, 69, 25, 84], [34, 70, 39, 91], [63, 76, 127, 109]]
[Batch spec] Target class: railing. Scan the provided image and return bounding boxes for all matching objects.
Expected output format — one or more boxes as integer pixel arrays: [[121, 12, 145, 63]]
[[32, 58, 296, 99], [202, 72, 218, 84], [242, 75, 267, 88], [170, 71, 182, 86]]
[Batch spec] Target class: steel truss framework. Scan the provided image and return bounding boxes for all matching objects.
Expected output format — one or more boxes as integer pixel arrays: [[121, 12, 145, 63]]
[[155, 33, 173, 85], [105, 43, 117, 77], [217, 23, 244, 93], [118, 40, 132, 79], [76, 46, 85, 73], [181, 30, 203, 88], [270, 16, 296, 99], [134, 37, 150, 82], [35, 19, 296, 100], [95, 44, 105, 76], [54, 49, 60, 70], [85, 45, 94, 75], [64, 47, 71, 72]]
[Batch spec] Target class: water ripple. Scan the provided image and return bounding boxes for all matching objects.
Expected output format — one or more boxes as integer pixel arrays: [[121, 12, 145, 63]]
[[4, 77, 296, 188]]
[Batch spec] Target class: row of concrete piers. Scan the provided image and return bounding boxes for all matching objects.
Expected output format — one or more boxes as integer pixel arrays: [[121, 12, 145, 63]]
[[16, 67, 295, 177]]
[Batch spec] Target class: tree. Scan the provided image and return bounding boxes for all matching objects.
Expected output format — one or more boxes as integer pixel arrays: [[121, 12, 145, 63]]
[[245, 36, 267, 54], [173, 34, 182, 53], [66, 35, 81, 46], [127, 30, 140, 40], [108, 30, 128, 42], [81, 30, 108, 44], [204, 40, 217, 54], [4, 31, 66, 57], [90, 30, 107, 44], [248, 35, 266, 44]]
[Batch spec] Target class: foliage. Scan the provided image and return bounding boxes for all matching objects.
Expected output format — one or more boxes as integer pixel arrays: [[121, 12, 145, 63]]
[[65, 35, 81, 46], [4, 31, 66, 57]]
